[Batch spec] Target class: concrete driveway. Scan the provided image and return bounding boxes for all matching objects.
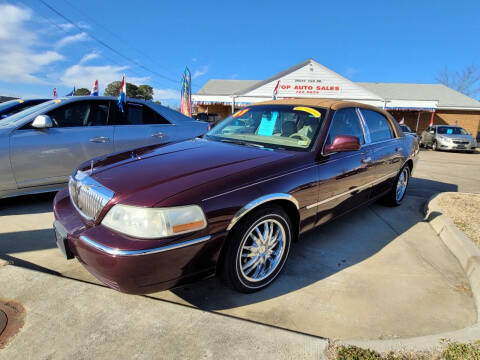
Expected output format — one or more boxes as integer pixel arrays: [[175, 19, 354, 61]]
[[0, 149, 479, 357]]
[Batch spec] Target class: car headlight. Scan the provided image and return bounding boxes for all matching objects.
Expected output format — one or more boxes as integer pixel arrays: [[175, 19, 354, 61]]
[[437, 136, 451, 142], [102, 204, 207, 239]]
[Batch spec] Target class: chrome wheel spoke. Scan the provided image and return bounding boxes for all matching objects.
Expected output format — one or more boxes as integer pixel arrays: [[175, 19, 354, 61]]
[[238, 218, 287, 283], [243, 256, 261, 274]]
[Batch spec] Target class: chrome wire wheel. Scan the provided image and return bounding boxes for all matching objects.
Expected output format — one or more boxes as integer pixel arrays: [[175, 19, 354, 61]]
[[238, 219, 286, 283], [396, 167, 409, 202]]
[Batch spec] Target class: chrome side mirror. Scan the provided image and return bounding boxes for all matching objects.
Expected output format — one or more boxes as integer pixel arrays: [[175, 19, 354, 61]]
[[32, 115, 53, 129]]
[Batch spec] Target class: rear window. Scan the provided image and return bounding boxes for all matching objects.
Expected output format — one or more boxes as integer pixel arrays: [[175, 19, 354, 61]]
[[437, 126, 468, 135], [360, 109, 393, 142]]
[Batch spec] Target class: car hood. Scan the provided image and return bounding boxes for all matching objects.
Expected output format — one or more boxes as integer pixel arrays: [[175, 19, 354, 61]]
[[439, 134, 474, 140], [79, 138, 294, 207]]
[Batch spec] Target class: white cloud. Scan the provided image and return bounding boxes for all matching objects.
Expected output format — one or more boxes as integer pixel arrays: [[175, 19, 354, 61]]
[[192, 66, 208, 79], [60, 63, 148, 90], [56, 32, 88, 49], [0, 4, 64, 84], [153, 88, 179, 101], [79, 52, 100, 64], [191, 57, 197, 62]]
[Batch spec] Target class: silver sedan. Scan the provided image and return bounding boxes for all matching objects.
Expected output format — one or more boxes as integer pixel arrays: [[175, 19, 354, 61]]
[[0, 96, 208, 198]]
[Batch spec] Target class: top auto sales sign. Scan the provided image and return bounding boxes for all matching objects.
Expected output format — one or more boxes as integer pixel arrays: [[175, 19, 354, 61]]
[[279, 79, 341, 96]]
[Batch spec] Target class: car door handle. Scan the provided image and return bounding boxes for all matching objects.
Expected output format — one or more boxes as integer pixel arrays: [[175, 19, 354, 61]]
[[90, 136, 110, 143], [361, 156, 372, 164], [151, 132, 165, 138]]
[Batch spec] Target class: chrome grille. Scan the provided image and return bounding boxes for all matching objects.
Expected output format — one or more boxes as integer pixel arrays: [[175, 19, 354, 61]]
[[453, 140, 469, 145], [69, 170, 114, 221]]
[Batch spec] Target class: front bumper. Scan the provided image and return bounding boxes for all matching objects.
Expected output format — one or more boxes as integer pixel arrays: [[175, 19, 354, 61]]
[[437, 141, 476, 151], [53, 189, 225, 294]]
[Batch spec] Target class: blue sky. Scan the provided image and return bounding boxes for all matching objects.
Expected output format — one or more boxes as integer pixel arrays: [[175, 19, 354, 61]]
[[1, 0, 478, 105]]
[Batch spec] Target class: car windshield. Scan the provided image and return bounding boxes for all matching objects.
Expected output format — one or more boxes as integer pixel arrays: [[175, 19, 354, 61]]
[[205, 105, 327, 151], [0, 100, 56, 127], [400, 125, 413, 132], [437, 126, 468, 135]]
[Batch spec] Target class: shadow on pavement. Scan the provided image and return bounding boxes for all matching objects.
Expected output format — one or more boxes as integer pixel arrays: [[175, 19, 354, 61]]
[[166, 177, 458, 311], [0, 192, 56, 216]]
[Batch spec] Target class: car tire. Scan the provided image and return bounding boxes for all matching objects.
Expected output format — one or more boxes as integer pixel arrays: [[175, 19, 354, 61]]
[[432, 141, 438, 151], [382, 165, 410, 207], [221, 205, 292, 293], [419, 139, 424, 148]]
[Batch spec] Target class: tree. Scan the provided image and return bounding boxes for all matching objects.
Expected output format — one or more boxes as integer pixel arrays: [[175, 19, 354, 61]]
[[136, 85, 154, 100], [104, 81, 138, 98], [436, 65, 480, 99], [75, 88, 91, 96]]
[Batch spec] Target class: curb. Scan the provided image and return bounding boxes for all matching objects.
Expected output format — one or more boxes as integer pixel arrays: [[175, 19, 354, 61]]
[[424, 192, 480, 322], [338, 192, 480, 353]]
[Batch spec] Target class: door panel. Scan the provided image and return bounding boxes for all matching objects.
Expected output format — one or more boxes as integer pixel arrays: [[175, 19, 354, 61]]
[[369, 140, 403, 197], [313, 107, 375, 226], [10, 100, 114, 188], [358, 109, 403, 198], [10, 127, 114, 187], [315, 149, 375, 226], [112, 102, 173, 152]]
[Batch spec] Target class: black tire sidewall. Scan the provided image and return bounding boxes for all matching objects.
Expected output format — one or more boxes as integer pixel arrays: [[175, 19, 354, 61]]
[[227, 207, 292, 292]]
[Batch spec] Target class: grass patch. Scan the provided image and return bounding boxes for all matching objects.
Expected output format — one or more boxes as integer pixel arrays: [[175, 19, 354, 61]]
[[333, 342, 480, 360]]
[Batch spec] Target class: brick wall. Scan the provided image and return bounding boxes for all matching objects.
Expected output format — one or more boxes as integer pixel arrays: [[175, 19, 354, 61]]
[[389, 110, 480, 139], [196, 104, 232, 120]]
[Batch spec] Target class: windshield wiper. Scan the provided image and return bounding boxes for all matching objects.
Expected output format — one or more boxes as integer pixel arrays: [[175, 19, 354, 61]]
[[218, 138, 264, 149]]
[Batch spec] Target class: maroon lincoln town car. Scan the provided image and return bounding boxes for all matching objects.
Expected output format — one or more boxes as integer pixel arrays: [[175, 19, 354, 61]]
[[53, 99, 418, 294]]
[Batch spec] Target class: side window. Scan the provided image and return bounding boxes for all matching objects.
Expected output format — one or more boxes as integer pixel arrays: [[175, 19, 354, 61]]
[[88, 101, 109, 126], [47, 102, 91, 127], [127, 103, 143, 125], [143, 106, 170, 124], [361, 109, 393, 143], [327, 108, 365, 145]]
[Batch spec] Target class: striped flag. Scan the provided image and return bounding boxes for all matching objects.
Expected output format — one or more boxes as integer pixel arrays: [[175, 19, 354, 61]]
[[399, 117, 405, 125], [117, 75, 126, 112], [53, 88, 57, 98], [91, 80, 99, 96], [273, 80, 280, 100]]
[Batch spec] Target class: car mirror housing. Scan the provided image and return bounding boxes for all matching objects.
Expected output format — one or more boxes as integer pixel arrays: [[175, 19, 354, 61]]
[[324, 135, 361, 154], [32, 115, 53, 129]]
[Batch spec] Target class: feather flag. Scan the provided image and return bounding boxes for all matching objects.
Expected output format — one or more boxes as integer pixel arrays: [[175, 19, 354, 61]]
[[399, 117, 405, 125], [429, 111, 435, 126], [117, 75, 126, 112], [180, 67, 192, 117], [91, 80, 99, 96], [273, 80, 280, 100]]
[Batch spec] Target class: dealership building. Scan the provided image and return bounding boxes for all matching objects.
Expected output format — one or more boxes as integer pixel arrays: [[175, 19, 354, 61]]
[[192, 59, 480, 139]]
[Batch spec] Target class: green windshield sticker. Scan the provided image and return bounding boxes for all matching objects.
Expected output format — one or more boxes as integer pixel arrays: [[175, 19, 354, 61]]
[[257, 112, 278, 136]]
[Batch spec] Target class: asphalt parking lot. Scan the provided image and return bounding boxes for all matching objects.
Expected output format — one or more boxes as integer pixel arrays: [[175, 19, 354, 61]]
[[1, 148, 479, 357]]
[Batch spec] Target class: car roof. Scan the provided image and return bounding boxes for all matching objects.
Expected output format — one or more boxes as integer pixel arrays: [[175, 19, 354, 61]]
[[56, 96, 149, 103], [252, 98, 392, 115]]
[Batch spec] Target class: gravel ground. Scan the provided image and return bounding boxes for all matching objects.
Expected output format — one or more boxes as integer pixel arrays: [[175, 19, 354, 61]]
[[438, 192, 480, 247]]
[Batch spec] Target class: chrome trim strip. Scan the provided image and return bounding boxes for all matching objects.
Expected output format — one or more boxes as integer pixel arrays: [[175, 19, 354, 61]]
[[78, 235, 211, 257], [226, 193, 299, 231], [202, 166, 316, 202], [306, 171, 398, 209]]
